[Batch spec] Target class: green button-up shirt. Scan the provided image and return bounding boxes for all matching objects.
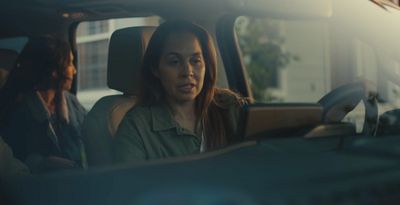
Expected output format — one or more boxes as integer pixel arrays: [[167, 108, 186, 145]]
[[113, 103, 203, 163], [113, 90, 246, 164]]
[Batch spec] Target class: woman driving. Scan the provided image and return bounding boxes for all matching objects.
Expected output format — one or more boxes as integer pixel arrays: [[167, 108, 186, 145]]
[[113, 21, 247, 163]]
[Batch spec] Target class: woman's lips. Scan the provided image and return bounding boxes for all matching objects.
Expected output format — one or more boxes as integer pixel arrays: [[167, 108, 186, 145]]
[[64, 76, 74, 81], [178, 83, 195, 92]]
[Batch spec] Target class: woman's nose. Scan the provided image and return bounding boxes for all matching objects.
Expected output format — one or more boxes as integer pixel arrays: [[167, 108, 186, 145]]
[[72, 65, 77, 75], [182, 62, 194, 76], [69, 64, 77, 75]]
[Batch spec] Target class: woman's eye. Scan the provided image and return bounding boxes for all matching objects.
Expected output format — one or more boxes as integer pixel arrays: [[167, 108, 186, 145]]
[[191, 57, 203, 65], [167, 59, 180, 65]]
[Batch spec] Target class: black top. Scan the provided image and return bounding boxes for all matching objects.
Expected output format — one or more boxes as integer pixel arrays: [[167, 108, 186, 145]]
[[2, 91, 86, 172]]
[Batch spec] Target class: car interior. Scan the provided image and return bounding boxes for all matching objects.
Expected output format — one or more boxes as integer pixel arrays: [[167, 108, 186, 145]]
[[2, 0, 400, 204], [0, 49, 18, 88]]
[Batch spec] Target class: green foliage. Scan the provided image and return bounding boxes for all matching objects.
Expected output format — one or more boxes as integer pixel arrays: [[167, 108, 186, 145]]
[[235, 17, 298, 102]]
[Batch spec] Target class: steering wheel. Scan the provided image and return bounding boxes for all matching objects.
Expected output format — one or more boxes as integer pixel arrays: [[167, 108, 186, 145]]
[[318, 80, 378, 136]]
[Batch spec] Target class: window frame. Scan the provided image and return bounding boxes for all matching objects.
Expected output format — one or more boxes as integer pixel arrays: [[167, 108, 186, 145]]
[[216, 15, 254, 102]]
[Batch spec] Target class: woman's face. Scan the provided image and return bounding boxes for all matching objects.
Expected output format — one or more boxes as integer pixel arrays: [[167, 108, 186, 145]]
[[154, 31, 206, 105], [62, 52, 76, 90]]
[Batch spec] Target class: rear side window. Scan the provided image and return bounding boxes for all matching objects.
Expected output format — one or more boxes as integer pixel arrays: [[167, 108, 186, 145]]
[[0, 37, 28, 52], [76, 16, 160, 110]]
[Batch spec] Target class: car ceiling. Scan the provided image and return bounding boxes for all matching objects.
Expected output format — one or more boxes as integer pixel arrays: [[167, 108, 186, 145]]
[[0, 0, 226, 37], [0, 0, 332, 37]]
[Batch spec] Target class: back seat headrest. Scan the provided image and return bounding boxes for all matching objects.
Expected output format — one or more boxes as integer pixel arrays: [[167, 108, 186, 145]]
[[107, 26, 156, 95], [0, 49, 18, 71]]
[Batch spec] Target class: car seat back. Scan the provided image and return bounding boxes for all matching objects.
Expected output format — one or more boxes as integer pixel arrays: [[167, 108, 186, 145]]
[[81, 26, 155, 166]]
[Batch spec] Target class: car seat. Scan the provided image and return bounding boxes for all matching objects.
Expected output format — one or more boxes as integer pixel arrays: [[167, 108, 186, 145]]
[[81, 26, 155, 166]]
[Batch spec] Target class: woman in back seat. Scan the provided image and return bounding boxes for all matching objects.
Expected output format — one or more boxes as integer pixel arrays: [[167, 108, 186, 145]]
[[113, 21, 247, 163], [0, 36, 87, 173]]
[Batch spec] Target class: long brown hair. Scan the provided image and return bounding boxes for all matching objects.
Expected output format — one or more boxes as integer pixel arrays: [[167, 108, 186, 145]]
[[141, 20, 240, 150], [0, 36, 72, 126]]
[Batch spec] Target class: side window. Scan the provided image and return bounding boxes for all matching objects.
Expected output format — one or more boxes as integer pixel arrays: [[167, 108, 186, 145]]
[[76, 17, 160, 110], [353, 39, 378, 83], [0, 37, 28, 52], [341, 40, 400, 133], [377, 53, 400, 112], [341, 39, 379, 132], [235, 16, 330, 103]]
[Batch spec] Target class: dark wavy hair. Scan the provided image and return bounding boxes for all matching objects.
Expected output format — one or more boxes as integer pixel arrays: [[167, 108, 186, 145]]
[[140, 20, 244, 149], [0, 36, 72, 126]]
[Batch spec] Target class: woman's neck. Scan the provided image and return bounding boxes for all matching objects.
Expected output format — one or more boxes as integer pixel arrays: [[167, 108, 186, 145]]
[[38, 89, 56, 112], [167, 100, 198, 133]]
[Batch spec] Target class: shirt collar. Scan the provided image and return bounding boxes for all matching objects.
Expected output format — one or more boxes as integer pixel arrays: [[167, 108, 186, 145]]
[[26, 91, 49, 123], [151, 103, 177, 131], [150, 103, 200, 137], [27, 91, 69, 123]]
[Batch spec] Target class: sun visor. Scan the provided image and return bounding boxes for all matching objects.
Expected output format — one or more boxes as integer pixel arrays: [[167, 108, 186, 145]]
[[226, 0, 332, 19]]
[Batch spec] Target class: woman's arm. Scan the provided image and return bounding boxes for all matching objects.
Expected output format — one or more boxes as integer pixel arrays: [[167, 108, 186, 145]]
[[215, 88, 249, 144]]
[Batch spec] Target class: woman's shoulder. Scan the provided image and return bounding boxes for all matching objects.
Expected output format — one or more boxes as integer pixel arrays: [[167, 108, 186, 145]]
[[64, 91, 87, 116], [64, 91, 84, 107], [214, 88, 248, 109], [123, 104, 153, 121]]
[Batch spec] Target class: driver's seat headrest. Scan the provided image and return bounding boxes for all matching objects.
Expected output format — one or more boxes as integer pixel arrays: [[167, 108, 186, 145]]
[[107, 26, 156, 95]]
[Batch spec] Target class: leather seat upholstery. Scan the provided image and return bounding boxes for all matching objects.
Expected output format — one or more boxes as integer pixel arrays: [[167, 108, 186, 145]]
[[81, 26, 155, 166]]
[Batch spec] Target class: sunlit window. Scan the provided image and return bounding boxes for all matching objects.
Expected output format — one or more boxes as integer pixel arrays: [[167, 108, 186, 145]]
[[76, 16, 160, 110]]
